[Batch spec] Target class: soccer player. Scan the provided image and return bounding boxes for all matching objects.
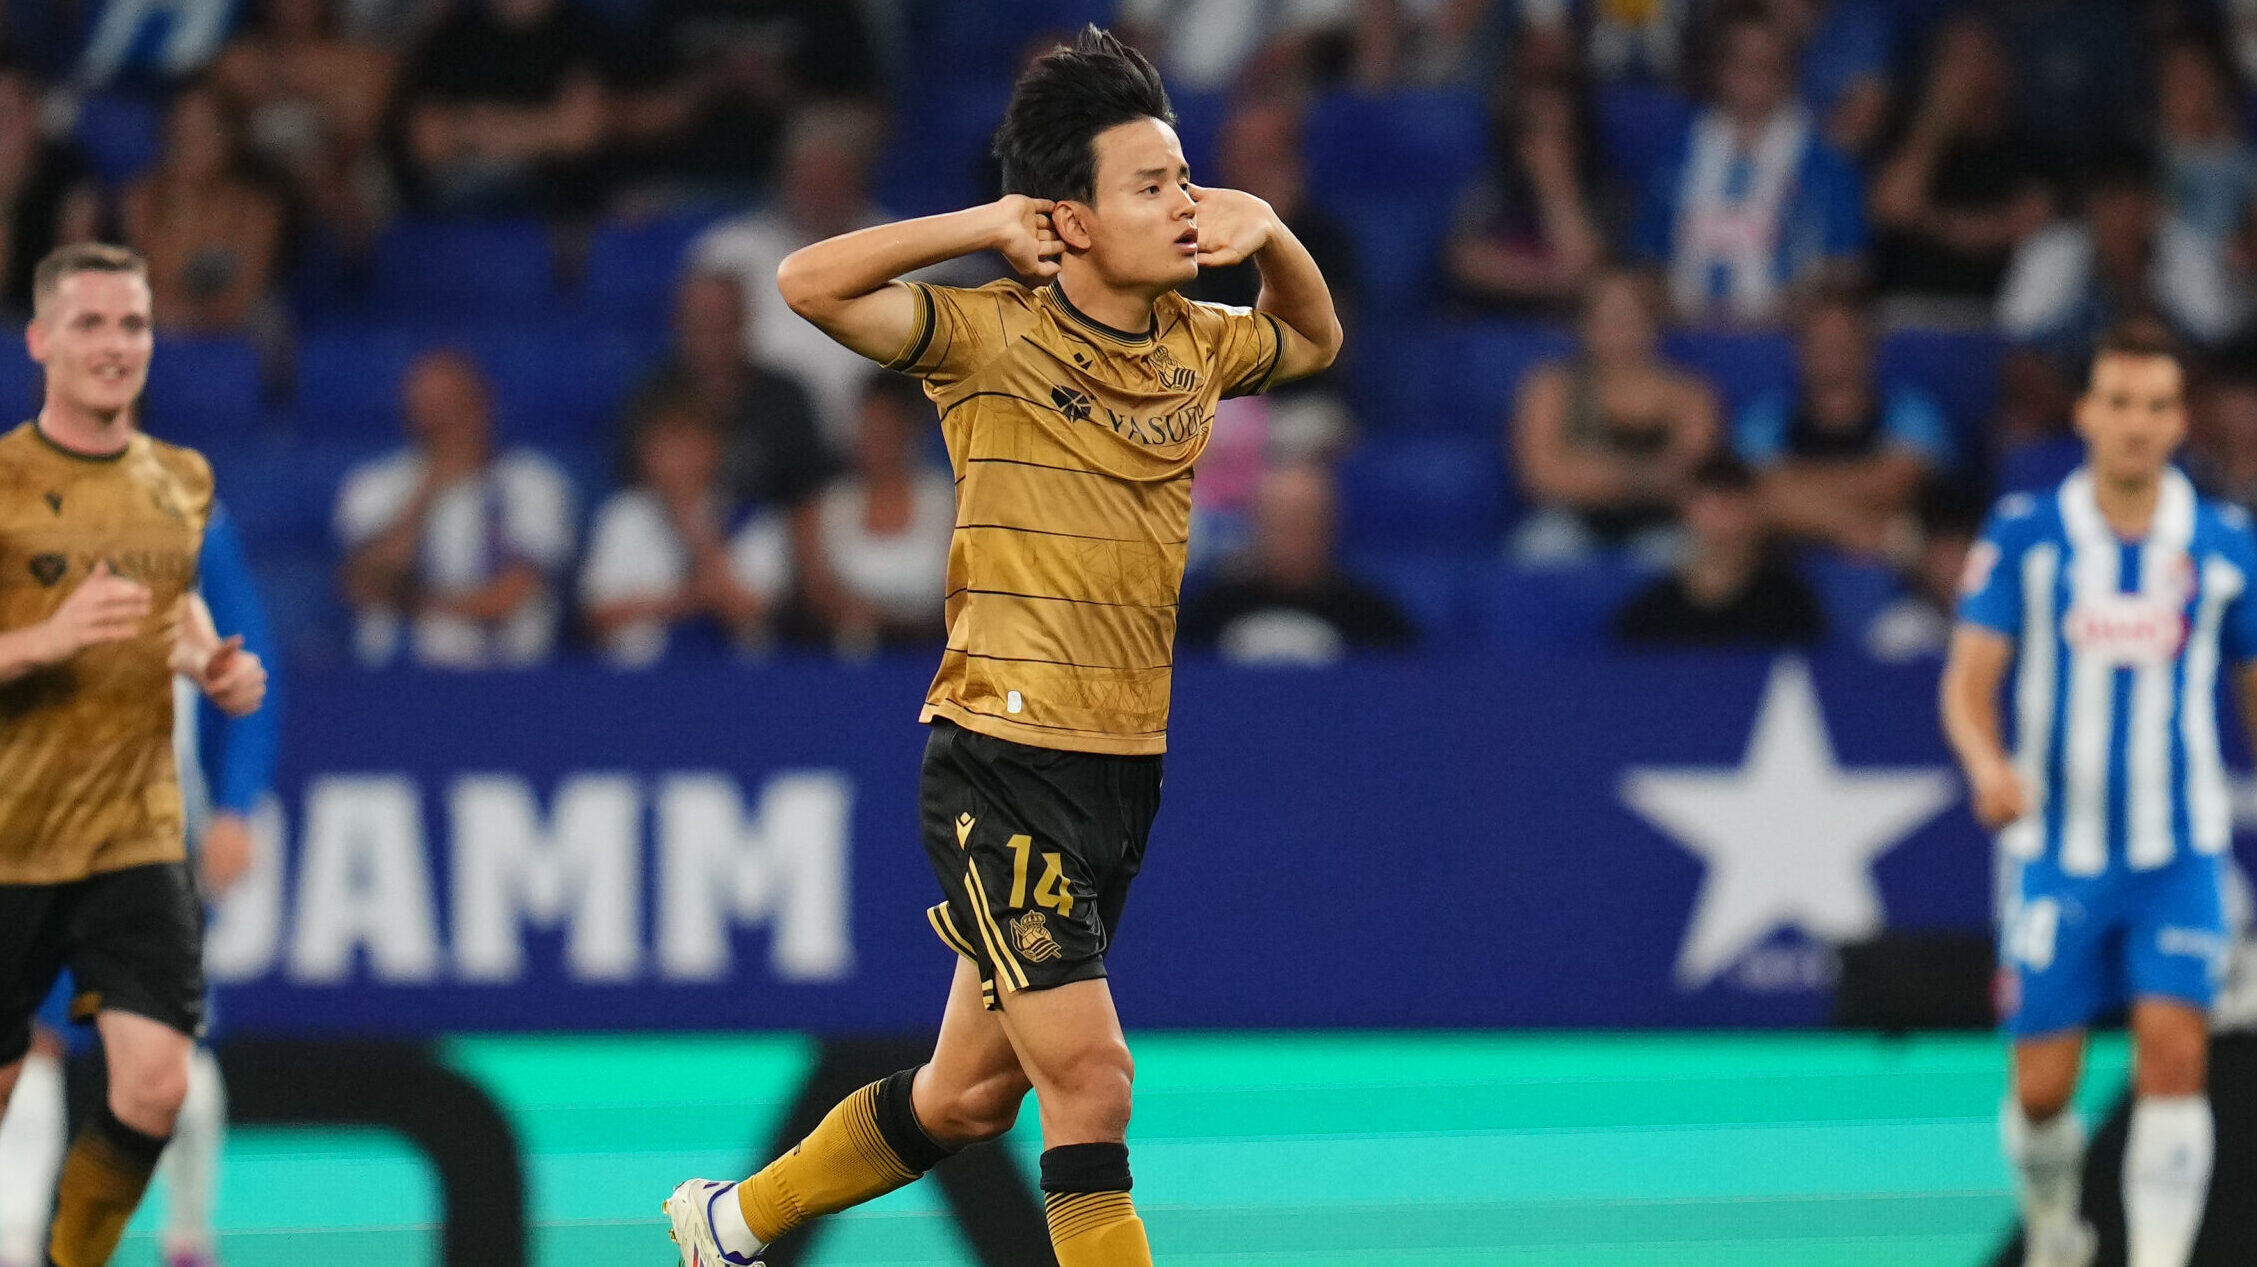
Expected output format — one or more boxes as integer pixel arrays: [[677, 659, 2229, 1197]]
[[1944, 320, 2240, 1267], [0, 243, 266, 1267], [664, 27, 1339, 1267], [0, 494, 279, 1267]]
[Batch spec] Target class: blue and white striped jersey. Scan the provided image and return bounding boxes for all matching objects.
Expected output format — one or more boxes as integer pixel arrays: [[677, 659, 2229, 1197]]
[[1960, 468, 2257, 875]]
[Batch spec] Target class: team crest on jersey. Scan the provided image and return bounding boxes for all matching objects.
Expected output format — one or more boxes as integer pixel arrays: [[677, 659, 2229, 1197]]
[[1050, 385, 1094, 423], [1011, 912, 1063, 963], [2062, 593, 2189, 664], [1148, 344, 1200, 392], [26, 554, 64, 587]]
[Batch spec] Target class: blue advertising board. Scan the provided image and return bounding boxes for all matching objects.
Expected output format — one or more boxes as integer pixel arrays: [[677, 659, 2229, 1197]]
[[206, 653, 2075, 1034]]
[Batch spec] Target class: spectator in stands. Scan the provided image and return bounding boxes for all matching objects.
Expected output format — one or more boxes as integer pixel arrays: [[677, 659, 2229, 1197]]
[[692, 102, 929, 451], [795, 373, 954, 656], [1443, 71, 1602, 318], [1995, 150, 2241, 440], [1180, 462, 1415, 664], [74, 0, 234, 87], [1865, 482, 1983, 662], [611, 0, 881, 200], [1541, 0, 1692, 85], [0, 65, 98, 315], [1114, 0, 1358, 98], [1735, 291, 1952, 555], [121, 81, 284, 334], [2158, 37, 2257, 247], [1343, 0, 1496, 90], [1188, 99, 1359, 337], [1613, 453, 1824, 647], [1991, 0, 2146, 170], [579, 398, 791, 666], [1631, 7, 1866, 327], [1867, 16, 2051, 316], [1510, 269, 1722, 564], [2188, 368, 2257, 509], [397, 0, 610, 216], [1769, 0, 1897, 159], [334, 349, 575, 668], [213, 0, 399, 255], [617, 270, 830, 509]]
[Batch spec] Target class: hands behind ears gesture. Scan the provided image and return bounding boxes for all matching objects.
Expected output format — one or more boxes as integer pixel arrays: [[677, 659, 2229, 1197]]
[[993, 194, 1065, 279]]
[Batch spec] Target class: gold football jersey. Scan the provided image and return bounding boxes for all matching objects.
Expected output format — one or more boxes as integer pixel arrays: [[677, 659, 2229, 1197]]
[[0, 422, 212, 883], [889, 279, 1283, 755]]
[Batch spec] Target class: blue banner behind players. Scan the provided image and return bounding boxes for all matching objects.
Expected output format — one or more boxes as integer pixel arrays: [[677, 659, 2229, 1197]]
[[199, 653, 2229, 1033]]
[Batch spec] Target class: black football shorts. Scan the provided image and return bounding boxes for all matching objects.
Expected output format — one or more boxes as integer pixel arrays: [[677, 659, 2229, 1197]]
[[0, 860, 206, 1066], [919, 719, 1163, 1010]]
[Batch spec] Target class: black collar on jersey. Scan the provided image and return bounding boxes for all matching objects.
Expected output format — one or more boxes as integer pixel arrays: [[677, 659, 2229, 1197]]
[[30, 419, 130, 463], [1048, 281, 1155, 345]]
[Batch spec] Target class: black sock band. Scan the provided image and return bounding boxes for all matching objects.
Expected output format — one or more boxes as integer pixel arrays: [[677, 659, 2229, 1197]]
[[873, 1068, 955, 1173], [1040, 1141, 1132, 1194], [88, 1102, 167, 1170]]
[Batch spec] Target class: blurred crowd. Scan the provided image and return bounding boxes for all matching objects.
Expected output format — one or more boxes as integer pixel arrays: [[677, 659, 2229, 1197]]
[[8, 0, 2257, 668]]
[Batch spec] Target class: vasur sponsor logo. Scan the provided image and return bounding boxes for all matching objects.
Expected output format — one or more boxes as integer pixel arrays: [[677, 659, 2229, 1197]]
[[1619, 658, 1959, 992], [203, 769, 854, 987]]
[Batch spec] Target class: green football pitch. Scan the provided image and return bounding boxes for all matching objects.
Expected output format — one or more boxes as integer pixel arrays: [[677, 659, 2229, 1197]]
[[114, 1031, 2130, 1266]]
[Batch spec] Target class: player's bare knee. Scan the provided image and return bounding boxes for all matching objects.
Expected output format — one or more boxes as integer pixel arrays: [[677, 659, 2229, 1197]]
[[1049, 1042, 1133, 1135], [928, 1071, 1030, 1144], [2135, 1031, 2207, 1097], [110, 1056, 189, 1132], [2014, 1060, 2079, 1121]]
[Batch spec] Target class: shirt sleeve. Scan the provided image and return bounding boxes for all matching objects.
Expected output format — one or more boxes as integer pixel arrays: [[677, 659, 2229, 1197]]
[[1956, 501, 2031, 636], [195, 501, 282, 816], [885, 282, 1018, 390], [1881, 387, 1951, 465], [501, 456, 576, 574], [1209, 304, 1285, 398], [578, 495, 672, 606]]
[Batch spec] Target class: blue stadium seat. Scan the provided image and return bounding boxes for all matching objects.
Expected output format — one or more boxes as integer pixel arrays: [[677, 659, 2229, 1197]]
[[207, 438, 372, 546], [1664, 329, 1795, 418], [1998, 435, 2083, 496], [1475, 559, 1660, 651], [1372, 321, 1576, 434], [579, 211, 723, 327], [242, 539, 354, 669], [1305, 90, 1486, 318], [292, 326, 427, 443], [1877, 327, 2003, 467], [1341, 548, 1472, 649], [369, 219, 558, 320], [1595, 83, 1693, 194], [1798, 551, 1905, 651], [877, 81, 1012, 218], [1336, 434, 1507, 552], [0, 343, 37, 424], [141, 336, 267, 450], [75, 92, 165, 186]]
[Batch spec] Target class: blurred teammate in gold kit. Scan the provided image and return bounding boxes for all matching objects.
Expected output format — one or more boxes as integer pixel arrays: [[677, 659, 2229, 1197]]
[[0, 244, 265, 1267]]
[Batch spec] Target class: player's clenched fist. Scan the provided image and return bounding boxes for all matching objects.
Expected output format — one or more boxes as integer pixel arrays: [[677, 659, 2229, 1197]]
[[45, 560, 151, 657], [989, 194, 1064, 279], [167, 595, 267, 717], [1967, 754, 2030, 830], [1187, 185, 1275, 268]]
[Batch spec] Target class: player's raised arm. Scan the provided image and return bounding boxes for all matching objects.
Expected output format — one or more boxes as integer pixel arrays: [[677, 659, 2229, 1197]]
[[1187, 184, 1342, 385], [776, 197, 1063, 365], [1940, 624, 2026, 829]]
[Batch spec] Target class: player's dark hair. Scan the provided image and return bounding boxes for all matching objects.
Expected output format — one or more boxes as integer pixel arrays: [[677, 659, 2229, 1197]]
[[992, 25, 1175, 204], [32, 243, 146, 311], [2088, 317, 2181, 389]]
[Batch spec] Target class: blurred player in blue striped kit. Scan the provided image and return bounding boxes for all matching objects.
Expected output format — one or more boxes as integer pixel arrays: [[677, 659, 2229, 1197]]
[[1943, 320, 2246, 1267], [0, 499, 279, 1267]]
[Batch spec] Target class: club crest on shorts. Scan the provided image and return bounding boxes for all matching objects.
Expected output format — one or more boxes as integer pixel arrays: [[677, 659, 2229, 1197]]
[[1011, 912, 1063, 963]]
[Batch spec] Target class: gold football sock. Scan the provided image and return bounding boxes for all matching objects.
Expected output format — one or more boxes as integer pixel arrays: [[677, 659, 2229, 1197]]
[[47, 1104, 168, 1267], [738, 1069, 952, 1245], [1045, 1191, 1151, 1266], [1041, 1142, 1151, 1267]]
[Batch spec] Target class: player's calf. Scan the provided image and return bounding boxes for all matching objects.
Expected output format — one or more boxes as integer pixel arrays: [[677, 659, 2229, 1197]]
[[912, 1062, 1029, 1146]]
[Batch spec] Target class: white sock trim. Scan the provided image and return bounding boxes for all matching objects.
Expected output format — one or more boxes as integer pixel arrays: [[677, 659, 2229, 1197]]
[[710, 1181, 765, 1256]]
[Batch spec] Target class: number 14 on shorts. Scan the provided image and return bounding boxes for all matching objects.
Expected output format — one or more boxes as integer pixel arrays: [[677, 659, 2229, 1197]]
[[1005, 834, 1075, 916]]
